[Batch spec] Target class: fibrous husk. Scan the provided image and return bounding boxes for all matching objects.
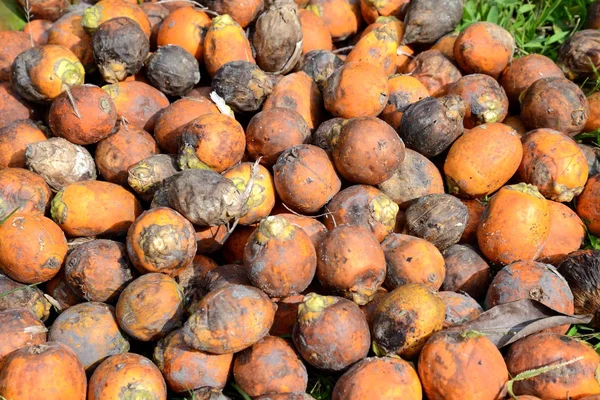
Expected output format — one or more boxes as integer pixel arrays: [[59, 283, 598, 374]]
[[211, 61, 273, 113]]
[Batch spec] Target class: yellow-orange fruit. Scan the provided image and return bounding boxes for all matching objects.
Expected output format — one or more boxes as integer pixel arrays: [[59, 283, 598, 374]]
[[586, 91, 600, 132], [82, 0, 151, 37], [48, 302, 129, 371], [0, 342, 86, 400], [454, 21, 515, 79], [346, 25, 398, 76], [0, 168, 51, 220], [45, 269, 83, 312], [233, 336, 308, 398], [277, 214, 328, 250], [519, 128, 589, 202], [506, 333, 600, 398], [538, 201, 585, 265], [381, 233, 445, 290], [200, 0, 263, 28], [431, 32, 458, 60], [0, 31, 31, 82], [182, 284, 276, 354], [360, 16, 405, 44], [333, 357, 422, 400], [96, 126, 159, 186], [0, 213, 67, 284], [195, 224, 229, 255], [23, 20, 53, 46], [18, 0, 70, 21], [263, 71, 324, 130], [577, 174, 600, 236], [157, 7, 211, 60], [380, 75, 428, 131], [154, 97, 219, 154], [299, 9, 333, 54], [500, 54, 564, 105], [47, 14, 95, 71], [477, 183, 551, 265], [396, 44, 414, 71], [0, 119, 47, 169], [293, 293, 370, 371], [438, 291, 483, 328], [102, 81, 169, 133], [223, 163, 275, 225], [0, 83, 40, 130], [154, 329, 233, 394], [204, 14, 255, 77], [11, 45, 85, 104], [0, 309, 46, 366], [88, 353, 167, 400], [360, 0, 408, 24], [418, 330, 508, 399], [51, 180, 143, 237], [441, 244, 490, 300], [116, 273, 184, 341], [504, 115, 527, 138], [306, 0, 362, 41], [324, 61, 389, 118], [0, 274, 51, 322], [127, 207, 197, 275], [445, 123, 522, 198], [371, 283, 445, 359]]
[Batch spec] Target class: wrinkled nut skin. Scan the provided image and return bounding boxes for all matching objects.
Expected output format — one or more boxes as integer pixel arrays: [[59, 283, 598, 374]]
[[558, 30, 600, 81], [500, 54, 564, 105], [418, 330, 508, 399], [520, 77, 589, 137], [577, 174, 600, 236], [332, 356, 422, 400], [278, 214, 328, 250], [454, 21, 515, 79], [116, 273, 184, 341], [323, 185, 399, 242], [212, 61, 273, 113], [146, 45, 201, 97], [404, 50, 462, 97], [439, 291, 483, 328], [204, 15, 256, 78], [182, 284, 276, 354], [0, 83, 41, 130], [477, 183, 551, 265], [0, 342, 87, 400], [223, 163, 276, 225], [0, 119, 47, 169], [441, 244, 491, 300], [293, 293, 370, 371], [378, 148, 444, 209], [45, 269, 83, 312], [233, 336, 308, 398], [11, 45, 85, 104], [263, 71, 324, 130], [96, 125, 160, 186], [346, 26, 398, 76], [298, 9, 333, 54], [0, 167, 51, 220], [246, 107, 311, 167], [82, 0, 152, 36], [506, 333, 600, 398], [380, 75, 429, 132], [0, 274, 51, 322], [324, 61, 389, 119], [0, 32, 31, 82], [306, 0, 362, 41], [404, 193, 469, 251], [48, 302, 130, 372], [273, 144, 341, 214], [444, 122, 523, 198], [332, 117, 405, 185], [102, 81, 169, 133], [0, 309, 47, 366], [311, 117, 345, 154], [244, 216, 317, 297], [538, 201, 585, 265], [157, 8, 212, 60], [198, 0, 264, 28], [295, 50, 343, 93], [0, 213, 67, 284], [127, 207, 197, 275], [371, 283, 445, 359], [154, 97, 219, 154], [518, 128, 589, 202], [317, 225, 386, 305], [399, 95, 466, 158], [88, 353, 167, 400], [402, 0, 463, 45], [485, 260, 574, 334], [458, 199, 485, 244], [47, 14, 95, 71], [154, 329, 233, 394], [381, 233, 446, 290], [447, 74, 509, 129], [51, 180, 143, 237], [65, 239, 135, 303]]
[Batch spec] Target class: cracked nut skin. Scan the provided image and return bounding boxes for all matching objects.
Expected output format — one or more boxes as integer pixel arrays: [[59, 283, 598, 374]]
[[182, 284, 276, 354], [0, 213, 67, 284], [293, 293, 370, 371], [485, 260, 574, 334], [127, 207, 197, 276], [88, 353, 167, 400]]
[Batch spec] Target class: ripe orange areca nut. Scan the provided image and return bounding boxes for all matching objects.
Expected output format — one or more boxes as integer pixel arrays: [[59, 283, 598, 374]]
[[204, 14, 255, 77], [47, 14, 95, 71], [346, 26, 398, 76], [500, 54, 564, 105], [404, 50, 462, 96], [442, 244, 490, 300], [157, 7, 212, 61], [577, 174, 600, 236], [538, 201, 585, 265], [0, 32, 31, 82], [380, 75, 428, 132], [82, 0, 152, 37], [306, 0, 362, 41], [0, 119, 47, 169], [477, 183, 551, 265], [298, 9, 333, 54]]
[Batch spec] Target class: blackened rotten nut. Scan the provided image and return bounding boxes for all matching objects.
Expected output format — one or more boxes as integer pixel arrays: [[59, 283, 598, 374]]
[[146, 45, 201, 97], [128, 154, 179, 201], [311, 117, 345, 153], [292, 293, 370, 371], [182, 284, 276, 354], [211, 61, 273, 113], [402, 0, 464, 45], [92, 17, 150, 83], [399, 95, 466, 158], [295, 50, 343, 92], [557, 29, 600, 81], [558, 250, 600, 326]]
